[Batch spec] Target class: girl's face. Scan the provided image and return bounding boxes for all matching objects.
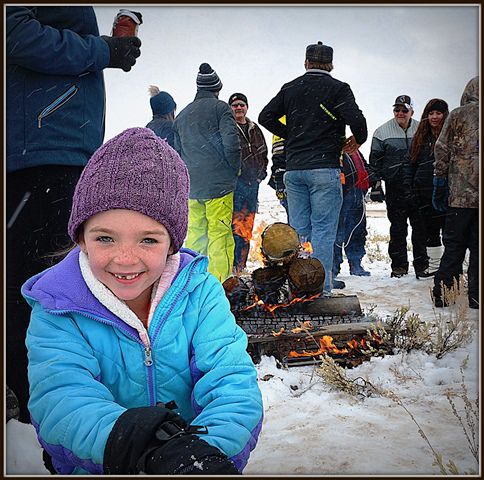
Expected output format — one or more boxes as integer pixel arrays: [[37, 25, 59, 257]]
[[428, 110, 445, 129], [78, 209, 172, 319]]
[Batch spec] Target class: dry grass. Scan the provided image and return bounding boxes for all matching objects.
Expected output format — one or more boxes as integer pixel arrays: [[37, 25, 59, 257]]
[[445, 356, 479, 464]]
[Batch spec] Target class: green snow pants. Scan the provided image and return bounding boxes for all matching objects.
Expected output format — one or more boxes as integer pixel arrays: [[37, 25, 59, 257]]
[[186, 192, 235, 282]]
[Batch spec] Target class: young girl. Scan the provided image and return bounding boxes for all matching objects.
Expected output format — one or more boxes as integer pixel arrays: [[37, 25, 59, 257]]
[[22, 127, 263, 475]]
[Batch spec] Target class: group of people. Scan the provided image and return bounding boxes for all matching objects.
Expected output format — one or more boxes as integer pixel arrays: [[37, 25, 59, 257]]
[[146, 75, 269, 281], [6, 6, 262, 475], [5, 6, 478, 476], [258, 44, 478, 312]]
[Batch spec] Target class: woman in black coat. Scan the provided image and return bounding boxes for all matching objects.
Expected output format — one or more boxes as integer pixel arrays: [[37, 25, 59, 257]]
[[405, 98, 449, 278]]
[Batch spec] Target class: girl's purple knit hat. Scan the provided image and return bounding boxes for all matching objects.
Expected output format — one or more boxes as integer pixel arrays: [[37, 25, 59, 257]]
[[68, 127, 189, 252]]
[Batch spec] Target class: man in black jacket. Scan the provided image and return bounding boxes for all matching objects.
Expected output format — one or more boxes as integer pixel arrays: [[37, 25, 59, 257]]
[[259, 41, 367, 293]]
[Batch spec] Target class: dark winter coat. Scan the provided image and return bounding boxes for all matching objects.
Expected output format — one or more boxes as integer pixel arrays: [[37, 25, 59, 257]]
[[434, 77, 479, 209], [403, 135, 435, 203], [6, 6, 109, 173], [258, 69, 367, 171], [173, 90, 241, 200], [235, 117, 268, 185], [368, 117, 419, 186], [146, 115, 175, 148]]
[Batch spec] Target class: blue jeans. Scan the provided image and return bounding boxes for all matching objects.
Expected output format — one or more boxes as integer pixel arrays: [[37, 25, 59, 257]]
[[333, 186, 367, 273], [284, 168, 343, 291], [232, 179, 259, 272]]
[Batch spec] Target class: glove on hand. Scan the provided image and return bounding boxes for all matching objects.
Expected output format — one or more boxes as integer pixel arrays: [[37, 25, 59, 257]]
[[104, 406, 239, 475], [369, 181, 385, 203], [138, 433, 240, 475], [276, 189, 286, 201], [432, 177, 449, 212], [101, 35, 141, 71]]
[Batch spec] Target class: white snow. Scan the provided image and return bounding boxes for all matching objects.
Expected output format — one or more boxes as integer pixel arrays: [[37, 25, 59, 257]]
[[5, 185, 480, 475]]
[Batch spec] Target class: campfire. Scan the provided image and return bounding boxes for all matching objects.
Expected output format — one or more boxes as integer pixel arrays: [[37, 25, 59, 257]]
[[224, 222, 393, 367]]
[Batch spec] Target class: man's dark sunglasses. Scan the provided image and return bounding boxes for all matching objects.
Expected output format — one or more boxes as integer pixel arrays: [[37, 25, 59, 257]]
[[393, 107, 409, 114]]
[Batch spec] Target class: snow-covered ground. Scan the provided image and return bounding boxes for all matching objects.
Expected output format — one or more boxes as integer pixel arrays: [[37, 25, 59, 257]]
[[5, 184, 480, 476]]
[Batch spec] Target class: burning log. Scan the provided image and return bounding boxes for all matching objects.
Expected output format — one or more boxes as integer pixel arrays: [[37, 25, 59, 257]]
[[252, 265, 287, 304], [245, 321, 393, 366], [222, 276, 250, 309], [287, 257, 325, 296], [260, 222, 299, 266]]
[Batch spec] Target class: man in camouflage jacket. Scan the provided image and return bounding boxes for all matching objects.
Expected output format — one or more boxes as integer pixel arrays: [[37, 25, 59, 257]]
[[432, 76, 479, 309]]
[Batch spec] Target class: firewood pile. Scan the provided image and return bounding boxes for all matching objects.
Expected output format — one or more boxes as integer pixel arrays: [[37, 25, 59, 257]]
[[223, 223, 393, 367], [224, 222, 328, 309]]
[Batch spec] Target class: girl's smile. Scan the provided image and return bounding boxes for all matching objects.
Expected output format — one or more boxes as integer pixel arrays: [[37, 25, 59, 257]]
[[78, 209, 173, 321]]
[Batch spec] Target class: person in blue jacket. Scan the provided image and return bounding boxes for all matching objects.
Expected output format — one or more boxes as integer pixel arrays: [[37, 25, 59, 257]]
[[146, 85, 177, 148], [6, 6, 141, 423], [22, 127, 263, 475]]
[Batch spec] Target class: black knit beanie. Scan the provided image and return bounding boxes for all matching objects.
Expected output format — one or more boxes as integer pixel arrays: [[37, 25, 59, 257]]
[[196, 63, 222, 92]]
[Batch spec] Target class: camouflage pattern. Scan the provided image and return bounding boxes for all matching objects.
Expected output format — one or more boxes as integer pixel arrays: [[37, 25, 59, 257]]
[[434, 76, 479, 208]]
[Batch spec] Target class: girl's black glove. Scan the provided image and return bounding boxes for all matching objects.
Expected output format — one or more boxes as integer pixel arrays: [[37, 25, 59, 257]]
[[137, 433, 240, 475], [104, 406, 239, 475]]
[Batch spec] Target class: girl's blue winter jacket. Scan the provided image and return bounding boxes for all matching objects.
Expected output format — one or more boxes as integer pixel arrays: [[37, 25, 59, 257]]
[[22, 248, 263, 475], [6, 6, 110, 173]]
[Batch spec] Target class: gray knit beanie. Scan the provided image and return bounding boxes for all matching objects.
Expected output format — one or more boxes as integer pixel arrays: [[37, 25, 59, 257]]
[[196, 63, 223, 92], [68, 127, 189, 252]]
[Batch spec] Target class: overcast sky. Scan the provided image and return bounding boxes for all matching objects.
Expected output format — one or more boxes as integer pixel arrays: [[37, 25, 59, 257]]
[[95, 4, 479, 158]]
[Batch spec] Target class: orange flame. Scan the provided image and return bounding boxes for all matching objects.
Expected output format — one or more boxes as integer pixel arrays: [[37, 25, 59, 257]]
[[272, 327, 285, 336], [247, 220, 268, 265], [242, 293, 321, 314], [287, 335, 348, 357], [301, 242, 313, 254], [288, 331, 385, 359], [291, 320, 313, 333], [232, 211, 256, 241]]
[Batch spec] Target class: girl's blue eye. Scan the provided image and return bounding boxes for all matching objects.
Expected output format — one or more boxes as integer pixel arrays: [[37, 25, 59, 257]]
[[142, 238, 158, 244], [96, 236, 113, 243]]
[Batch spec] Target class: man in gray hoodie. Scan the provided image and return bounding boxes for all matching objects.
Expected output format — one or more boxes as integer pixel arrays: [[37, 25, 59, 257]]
[[173, 63, 240, 282]]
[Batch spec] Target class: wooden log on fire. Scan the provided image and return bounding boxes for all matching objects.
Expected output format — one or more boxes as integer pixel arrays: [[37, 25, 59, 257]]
[[222, 276, 250, 309], [247, 321, 388, 343], [298, 294, 362, 316], [287, 257, 325, 296], [252, 265, 287, 304], [260, 222, 299, 266]]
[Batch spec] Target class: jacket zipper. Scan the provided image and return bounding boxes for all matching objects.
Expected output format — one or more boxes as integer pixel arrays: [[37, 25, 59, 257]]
[[236, 123, 252, 152], [47, 308, 157, 405], [36, 256, 203, 407], [38, 85, 79, 128]]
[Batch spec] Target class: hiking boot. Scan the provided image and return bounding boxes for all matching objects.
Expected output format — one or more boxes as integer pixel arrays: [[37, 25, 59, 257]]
[[391, 267, 408, 278], [415, 268, 435, 279], [332, 279, 346, 289], [433, 297, 445, 308], [349, 263, 371, 276]]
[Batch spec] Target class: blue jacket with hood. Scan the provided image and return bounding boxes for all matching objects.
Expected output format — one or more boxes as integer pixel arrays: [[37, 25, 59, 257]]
[[6, 6, 109, 173], [22, 247, 263, 475]]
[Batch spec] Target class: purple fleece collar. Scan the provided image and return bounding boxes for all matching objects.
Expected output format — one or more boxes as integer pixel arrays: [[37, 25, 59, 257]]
[[22, 247, 200, 335]]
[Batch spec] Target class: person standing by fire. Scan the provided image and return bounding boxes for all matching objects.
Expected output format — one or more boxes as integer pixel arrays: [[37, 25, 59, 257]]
[[173, 63, 240, 283], [268, 116, 290, 222], [228, 93, 269, 275], [258, 41, 367, 293]]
